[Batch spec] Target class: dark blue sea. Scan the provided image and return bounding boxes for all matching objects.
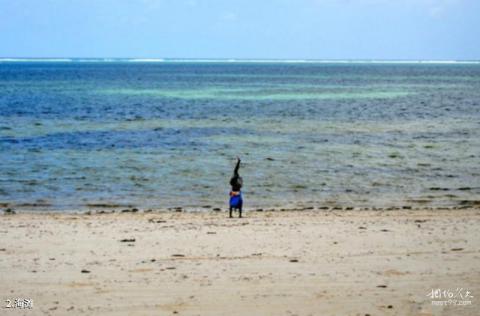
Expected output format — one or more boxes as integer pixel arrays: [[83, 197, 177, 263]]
[[1, 60, 479, 211]]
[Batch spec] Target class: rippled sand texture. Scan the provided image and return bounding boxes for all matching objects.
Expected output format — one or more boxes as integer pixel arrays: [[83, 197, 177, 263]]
[[1, 62, 479, 210], [0, 209, 479, 315]]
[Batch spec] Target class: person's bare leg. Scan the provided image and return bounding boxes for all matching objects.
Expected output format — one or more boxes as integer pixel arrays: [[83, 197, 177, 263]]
[[229, 207, 233, 218], [239, 206, 242, 218]]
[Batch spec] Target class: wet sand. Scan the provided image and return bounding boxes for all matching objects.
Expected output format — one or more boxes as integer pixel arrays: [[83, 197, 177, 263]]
[[0, 209, 479, 315]]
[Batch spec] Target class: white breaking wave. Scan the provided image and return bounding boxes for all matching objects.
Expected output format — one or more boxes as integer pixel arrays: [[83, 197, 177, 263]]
[[127, 58, 165, 62], [0, 58, 479, 64], [0, 58, 73, 62]]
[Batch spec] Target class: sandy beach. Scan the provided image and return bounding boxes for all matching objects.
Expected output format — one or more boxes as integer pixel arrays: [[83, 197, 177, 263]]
[[0, 209, 478, 315]]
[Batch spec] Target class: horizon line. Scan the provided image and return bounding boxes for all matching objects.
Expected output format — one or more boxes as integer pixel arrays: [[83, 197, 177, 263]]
[[1, 57, 480, 64]]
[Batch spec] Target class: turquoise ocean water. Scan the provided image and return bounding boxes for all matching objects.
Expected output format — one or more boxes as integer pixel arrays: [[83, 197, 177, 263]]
[[0, 60, 479, 211]]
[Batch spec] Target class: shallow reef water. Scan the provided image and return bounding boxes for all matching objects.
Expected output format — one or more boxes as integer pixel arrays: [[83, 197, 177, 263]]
[[0, 62, 479, 210]]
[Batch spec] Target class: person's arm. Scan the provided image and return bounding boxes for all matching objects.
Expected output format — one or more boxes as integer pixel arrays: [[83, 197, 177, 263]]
[[234, 157, 241, 176]]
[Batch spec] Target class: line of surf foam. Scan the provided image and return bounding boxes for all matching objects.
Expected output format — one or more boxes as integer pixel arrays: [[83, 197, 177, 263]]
[[0, 58, 479, 64]]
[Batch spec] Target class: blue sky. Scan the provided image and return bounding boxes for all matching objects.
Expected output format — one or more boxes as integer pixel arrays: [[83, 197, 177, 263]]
[[0, 0, 479, 59]]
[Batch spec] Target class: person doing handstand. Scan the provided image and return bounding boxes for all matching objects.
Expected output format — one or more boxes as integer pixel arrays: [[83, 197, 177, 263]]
[[229, 157, 243, 218]]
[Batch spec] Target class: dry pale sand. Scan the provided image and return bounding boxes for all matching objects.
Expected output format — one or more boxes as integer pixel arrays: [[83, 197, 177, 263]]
[[0, 209, 479, 316]]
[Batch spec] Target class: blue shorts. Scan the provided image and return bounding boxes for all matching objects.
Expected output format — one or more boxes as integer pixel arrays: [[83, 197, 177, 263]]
[[229, 192, 243, 209]]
